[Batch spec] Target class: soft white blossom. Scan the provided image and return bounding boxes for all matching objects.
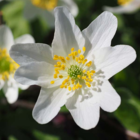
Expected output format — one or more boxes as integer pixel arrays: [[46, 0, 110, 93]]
[[0, 25, 35, 104], [23, 0, 78, 27], [104, 0, 140, 14], [10, 7, 136, 130]]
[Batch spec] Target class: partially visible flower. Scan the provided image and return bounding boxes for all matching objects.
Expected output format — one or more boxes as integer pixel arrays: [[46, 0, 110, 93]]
[[23, 0, 78, 27], [104, 0, 140, 14], [10, 7, 136, 130], [0, 25, 35, 104]]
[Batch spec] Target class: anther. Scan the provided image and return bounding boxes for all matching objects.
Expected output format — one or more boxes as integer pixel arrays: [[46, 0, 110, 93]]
[[83, 46, 86, 52], [50, 81, 55, 84]]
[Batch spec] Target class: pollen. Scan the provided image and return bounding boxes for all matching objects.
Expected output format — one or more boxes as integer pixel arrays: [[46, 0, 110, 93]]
[[51, 46, 96, 91]]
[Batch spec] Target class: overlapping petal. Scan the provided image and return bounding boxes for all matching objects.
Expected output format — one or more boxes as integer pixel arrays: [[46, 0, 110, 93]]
[[94, 45, 136, 79], [52, 7, 85, 57], [60, 0, 78, 17], [32, 87, 70, 124], [14, 62, 55, 87], [10, 43, 55, 66], [15, 34, 35, 44]]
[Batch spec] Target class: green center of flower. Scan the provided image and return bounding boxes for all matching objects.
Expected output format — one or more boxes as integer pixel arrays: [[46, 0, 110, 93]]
[[0, 48, 19, 80], [31, 0, 58, 10], [68, 65, 83, 80]]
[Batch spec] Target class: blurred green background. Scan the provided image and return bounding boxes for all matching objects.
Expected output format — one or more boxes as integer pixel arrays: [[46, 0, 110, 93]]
[[0, 0, 140, 140]]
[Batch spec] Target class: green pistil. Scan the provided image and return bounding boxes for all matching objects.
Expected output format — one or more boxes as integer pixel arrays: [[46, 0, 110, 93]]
[[0, 58, 11, 73], [68, 65, 83, 80]]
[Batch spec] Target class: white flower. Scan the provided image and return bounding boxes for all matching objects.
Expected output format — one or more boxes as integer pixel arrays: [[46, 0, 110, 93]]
[[23, 0, 78, 27], [104, 0, 140, 14], [10, 7, 136, 130], [0, 25, 35, 104]]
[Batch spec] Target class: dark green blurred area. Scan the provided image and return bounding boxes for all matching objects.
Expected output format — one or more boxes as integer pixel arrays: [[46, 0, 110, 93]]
[[0, 0, 140, 139]]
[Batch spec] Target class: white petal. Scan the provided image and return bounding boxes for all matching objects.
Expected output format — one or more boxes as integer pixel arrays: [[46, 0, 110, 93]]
[[3, 78, 18, 104], [94, 45, 136, 79], [18, 83, 29, 90], [82, 11, 117, 53], [32, 87, 69, 124], [66, 89, 100, 130], [14, 62, 55, 88], [104, 1, 140, 14], [10, 43, 55, 66], [99, 81, 121, 112], [52, 7, 85, 57], [0, 25, 14, 50], [15, 34, 35, 44], [5, 87, 18, 104], [60, 0, 79, 17], [0, 80, 4, 90]]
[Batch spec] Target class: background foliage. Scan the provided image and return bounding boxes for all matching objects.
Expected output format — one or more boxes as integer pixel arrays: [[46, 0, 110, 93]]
[[0, 0, 140, 139]]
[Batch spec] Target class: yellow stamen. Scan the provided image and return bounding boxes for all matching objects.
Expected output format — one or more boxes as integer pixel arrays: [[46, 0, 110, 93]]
[[54, 74, 57, 78], [91, 70, 95, 73], [86, 61, 92, 67], [59, 75, 63, 78], [86, 82, 91, 87], [51, 47, 96, 91], [50, 81, 55, 84], [78, 49, 81, 54], [31, 0, 58, 10], [82, 59, 87, 64], [77, 75, 81, 79], [118, 0, 133, 6], [83, 70, 86, 73], [68, 86, 71, 91], [53, 55, 59, 60], [79, 54, 84, 60], [82, 76, 86, 80], [66, 57, 70, 60], [71, 48, 75, 52], [61, 64, 65, 70], [83, 46, 86, 52]]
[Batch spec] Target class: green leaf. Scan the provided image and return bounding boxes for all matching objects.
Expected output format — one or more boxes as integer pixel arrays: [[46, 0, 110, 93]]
[[2, 0, 31, 38], [114, 88, 140, 132], [8, 136, 18, 140], [33, 130, 60, 140], [60, 105, 68, 113]]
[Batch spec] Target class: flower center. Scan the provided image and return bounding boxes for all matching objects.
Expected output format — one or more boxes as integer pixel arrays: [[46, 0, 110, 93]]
[[117, 0, 133, 6], [31, 0, 58, 10], [51, 47, 96, 91], [68, 65, 83, 80], [0, 48, 19, 81]]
